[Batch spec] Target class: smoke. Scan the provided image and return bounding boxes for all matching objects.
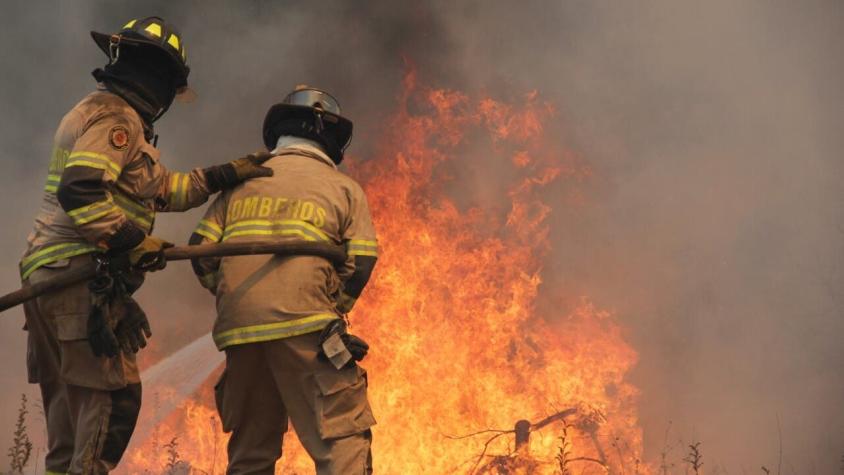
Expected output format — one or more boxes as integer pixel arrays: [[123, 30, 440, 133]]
[[0, 0, 841, 472]]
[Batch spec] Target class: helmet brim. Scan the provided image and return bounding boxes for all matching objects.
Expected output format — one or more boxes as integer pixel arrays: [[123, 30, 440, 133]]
[[91, 30, 191, 90], [175, 86, 197, 103], [262, 103, 353, 152]]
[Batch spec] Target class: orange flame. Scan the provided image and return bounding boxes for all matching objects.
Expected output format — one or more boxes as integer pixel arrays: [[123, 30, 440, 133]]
[[123, 69, 645, 474]]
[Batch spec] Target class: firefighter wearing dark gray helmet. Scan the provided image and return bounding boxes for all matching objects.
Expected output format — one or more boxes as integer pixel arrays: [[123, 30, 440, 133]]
[[20, 16, 275, 474], [263, 86, 355, 164], [191, 86, 378, 474]]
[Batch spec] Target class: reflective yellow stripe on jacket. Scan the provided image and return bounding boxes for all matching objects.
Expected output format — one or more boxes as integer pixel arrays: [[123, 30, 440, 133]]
[[168, 172, 190, 209], [66, 199, 120, 226], [194, 219, 223, 242], [65, 151, 123, 180], [347, 239, 378, 257], [213, 313, 338, 349], [222, 219, 330, 242], [20, 242, 99, 279], [44, 173, 62, 193], [113, 192, 154, 232]]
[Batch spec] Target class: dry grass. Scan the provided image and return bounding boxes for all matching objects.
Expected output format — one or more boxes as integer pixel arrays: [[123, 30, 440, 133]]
[[5, 394, 32, 475]]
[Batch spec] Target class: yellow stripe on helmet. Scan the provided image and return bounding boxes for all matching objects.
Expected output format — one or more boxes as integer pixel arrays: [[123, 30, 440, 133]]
[[167, 34, 180, 50], [144, 23, 162, 38]]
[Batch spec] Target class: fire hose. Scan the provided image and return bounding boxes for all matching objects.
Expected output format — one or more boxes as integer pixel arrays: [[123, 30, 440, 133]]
[[0, 241, 347, 313]]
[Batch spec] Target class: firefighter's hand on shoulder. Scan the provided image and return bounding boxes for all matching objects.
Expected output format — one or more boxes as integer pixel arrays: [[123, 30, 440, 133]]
[[230, 151, 276, 181], [204, 151, 275, 192]]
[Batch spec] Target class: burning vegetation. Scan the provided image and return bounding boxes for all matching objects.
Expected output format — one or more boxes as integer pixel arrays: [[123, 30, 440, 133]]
[[117, 70, 644, 474]]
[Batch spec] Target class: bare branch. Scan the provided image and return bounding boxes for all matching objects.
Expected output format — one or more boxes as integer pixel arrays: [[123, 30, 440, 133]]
[[444, 428, 514, 441]]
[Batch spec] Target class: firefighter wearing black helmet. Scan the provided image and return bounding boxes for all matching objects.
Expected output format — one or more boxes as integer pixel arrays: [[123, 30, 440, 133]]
[[190, 86, 378, 474], [20, 17, 275, 474]]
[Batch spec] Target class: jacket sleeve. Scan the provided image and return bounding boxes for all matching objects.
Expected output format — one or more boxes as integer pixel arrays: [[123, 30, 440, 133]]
[[337, 181, 379, 313], [188, 193, 228, 293], [154, 163, 212, 213], [57, 113, 141, 249]]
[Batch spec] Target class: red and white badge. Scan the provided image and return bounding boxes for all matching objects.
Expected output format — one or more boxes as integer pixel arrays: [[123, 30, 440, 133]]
[[109, 125, 130, 150]]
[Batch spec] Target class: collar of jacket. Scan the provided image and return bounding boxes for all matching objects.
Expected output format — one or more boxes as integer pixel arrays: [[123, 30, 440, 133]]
[[273, 135, 336, 169], [95, 82, 156, 140]]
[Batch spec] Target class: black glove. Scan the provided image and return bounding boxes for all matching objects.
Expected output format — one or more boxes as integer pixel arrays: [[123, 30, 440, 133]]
[[204, 152, 275, 192], [318, 319, 369, 368], [114, 297, 152, 354], [87, 276, 119, 358], [345, 334, 369, 362]]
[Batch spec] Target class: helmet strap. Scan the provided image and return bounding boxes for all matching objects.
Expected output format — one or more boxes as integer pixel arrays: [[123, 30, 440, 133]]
[[108, 35, 121, 65], [150, 104, 168, 124], [314, 109, 325, 134]]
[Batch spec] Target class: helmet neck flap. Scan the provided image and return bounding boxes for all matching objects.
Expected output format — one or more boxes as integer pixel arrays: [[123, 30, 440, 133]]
[[93, 45, 178, 126]]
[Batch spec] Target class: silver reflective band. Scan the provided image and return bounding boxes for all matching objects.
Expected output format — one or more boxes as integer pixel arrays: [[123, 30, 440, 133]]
[[284, 88, 342, 116]]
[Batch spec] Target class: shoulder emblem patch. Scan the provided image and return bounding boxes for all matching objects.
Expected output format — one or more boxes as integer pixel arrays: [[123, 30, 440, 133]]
[[109, 125, 130, 150]]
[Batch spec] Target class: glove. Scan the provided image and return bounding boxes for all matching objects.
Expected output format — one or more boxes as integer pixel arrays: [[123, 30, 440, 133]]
[[128, 235, 174, 272], [230, 152, 276, 181], [345, 334, 369, 362], [87, 276, 119, 358], [114, 297, 152, 354], [204, 152, 275, 192], [318, 319, 369, 368]]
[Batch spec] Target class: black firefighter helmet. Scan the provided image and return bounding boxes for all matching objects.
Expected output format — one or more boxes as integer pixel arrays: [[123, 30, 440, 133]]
[[90, 17, 193, 99], [263, 86, 354, 164]]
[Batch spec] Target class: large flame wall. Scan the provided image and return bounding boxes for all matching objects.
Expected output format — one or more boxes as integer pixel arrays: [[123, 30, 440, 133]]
[[124, 72, 644, 475]]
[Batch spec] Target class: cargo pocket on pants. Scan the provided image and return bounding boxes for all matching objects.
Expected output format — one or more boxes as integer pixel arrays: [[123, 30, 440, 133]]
[[314, 365, 376, 440], [214, 370, 232, 433], [55, 313, 128, 391]]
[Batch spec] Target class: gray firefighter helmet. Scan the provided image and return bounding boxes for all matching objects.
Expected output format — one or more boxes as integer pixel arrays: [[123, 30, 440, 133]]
[[262, 86, 354, 164]]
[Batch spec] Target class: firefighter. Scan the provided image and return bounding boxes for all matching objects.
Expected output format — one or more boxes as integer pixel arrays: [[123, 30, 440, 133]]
[[20, 17, 275, 474], [189, 86, 378, 474]]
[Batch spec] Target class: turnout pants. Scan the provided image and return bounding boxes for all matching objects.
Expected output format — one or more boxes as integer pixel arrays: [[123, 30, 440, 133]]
[[217, 332, 376, 475], [23, 256, 141, 475]]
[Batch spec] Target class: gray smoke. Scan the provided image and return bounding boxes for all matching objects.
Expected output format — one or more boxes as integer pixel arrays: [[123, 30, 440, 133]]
[[0, 1, 841, 473]]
